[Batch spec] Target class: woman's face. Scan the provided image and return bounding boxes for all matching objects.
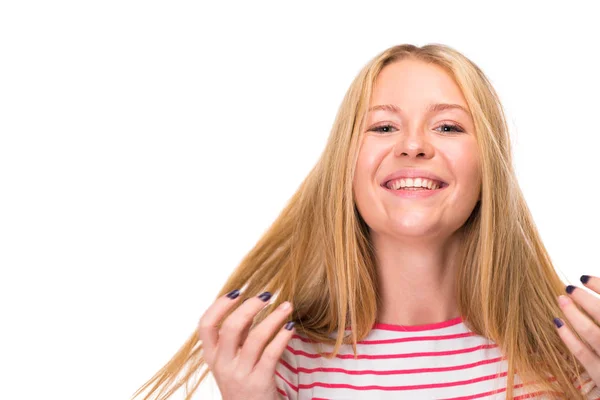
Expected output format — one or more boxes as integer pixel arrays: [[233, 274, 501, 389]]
[[353, 59, 481, 240]]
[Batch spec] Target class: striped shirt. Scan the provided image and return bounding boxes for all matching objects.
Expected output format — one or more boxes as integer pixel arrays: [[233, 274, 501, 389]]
[[275, 316, 600, 399]]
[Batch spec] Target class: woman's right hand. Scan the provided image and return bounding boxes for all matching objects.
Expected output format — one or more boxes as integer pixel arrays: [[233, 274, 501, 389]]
[[196, 289, 295, 400]]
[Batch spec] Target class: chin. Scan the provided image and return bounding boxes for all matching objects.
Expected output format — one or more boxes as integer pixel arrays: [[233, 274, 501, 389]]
[[388, 221, 440, 238]]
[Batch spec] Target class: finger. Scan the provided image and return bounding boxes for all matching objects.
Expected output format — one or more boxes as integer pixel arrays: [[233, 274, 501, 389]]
[[580, 274, 600, 294], [252, 320, 296, 377], [196, 289, 242, 366], [216, 291, 274, 366], [555, 295, 600, 360], [565, 285, 600, 350], [236, 301, 294, 374], [553, 312, 600, 388], [235, 297, 254, 345]]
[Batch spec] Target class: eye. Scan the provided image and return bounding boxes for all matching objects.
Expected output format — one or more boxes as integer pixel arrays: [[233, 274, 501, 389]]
[[369, 124, 397, 134], [368, 123, 465, 134], [435, 123, 464, 134]]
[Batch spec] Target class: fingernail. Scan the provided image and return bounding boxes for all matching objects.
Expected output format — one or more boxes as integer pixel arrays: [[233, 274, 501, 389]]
[[580, 275, 591, 284], [226, 289, 240, 299], [566, 285, 576, 295], [284, 321, 295, 331], [553, 317, 564, 328], [258, 291, 272, 302]]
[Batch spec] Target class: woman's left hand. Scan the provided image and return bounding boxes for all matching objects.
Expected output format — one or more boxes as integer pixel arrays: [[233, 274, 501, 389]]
[[555, 274, 600, 389]]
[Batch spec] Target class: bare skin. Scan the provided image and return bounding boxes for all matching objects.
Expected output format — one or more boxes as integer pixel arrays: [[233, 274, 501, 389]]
[[196, 290, 294, 400], [353, 59, 482, 326]]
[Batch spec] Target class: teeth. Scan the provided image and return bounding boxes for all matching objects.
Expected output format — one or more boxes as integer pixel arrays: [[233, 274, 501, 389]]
[[387, 177, 442, 190]]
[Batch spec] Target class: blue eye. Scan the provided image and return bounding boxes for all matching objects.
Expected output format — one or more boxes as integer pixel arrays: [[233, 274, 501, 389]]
[[369, 124, 397, 133], [369, 123, 464, 134], [436, 123, 464, 133]]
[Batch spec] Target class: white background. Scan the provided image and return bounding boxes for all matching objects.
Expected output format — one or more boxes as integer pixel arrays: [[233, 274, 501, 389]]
[[1, 1, 599, 399]]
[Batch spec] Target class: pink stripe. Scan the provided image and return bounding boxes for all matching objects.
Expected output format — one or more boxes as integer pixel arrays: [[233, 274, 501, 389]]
[[298, 370, 563, 396], [274, 370, 298, 392], [279, 355, 505, 376], [439, 374, 559, 400], [286, 343, 498, 360], [292, 331, 477, 345], [373, 315, 464, 331], [276, 387, 288, 398], [440, 388, 559, 400], [361, 331, 477, 345], [278, 355, 570, 398], [344, 316, 464, 332], [414, 376, 557, 399], [514, 391, 562, 400], [299, 371, 559, 395], [438, 384, 510, 399], [298, 371, 510, 391]]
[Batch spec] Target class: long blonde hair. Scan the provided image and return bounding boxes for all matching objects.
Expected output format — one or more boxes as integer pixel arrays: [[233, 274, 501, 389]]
[[132, 43, 595, 399]]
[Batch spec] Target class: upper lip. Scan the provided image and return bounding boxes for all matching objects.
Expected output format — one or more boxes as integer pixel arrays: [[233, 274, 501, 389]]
[[381, 168, 448, 187]]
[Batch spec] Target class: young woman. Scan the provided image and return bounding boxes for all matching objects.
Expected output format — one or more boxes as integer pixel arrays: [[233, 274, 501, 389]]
[[132, 44, 600, 399]]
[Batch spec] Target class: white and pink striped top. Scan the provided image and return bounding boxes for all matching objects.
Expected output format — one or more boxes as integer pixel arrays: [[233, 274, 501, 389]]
[[275, 315, 600, 399]]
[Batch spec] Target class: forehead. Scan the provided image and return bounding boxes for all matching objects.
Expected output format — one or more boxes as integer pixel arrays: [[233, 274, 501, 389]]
[[370, 60, 468, 110]]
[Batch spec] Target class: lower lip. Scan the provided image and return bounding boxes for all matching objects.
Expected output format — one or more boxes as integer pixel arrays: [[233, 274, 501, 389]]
[[382, 184, 448, 198]]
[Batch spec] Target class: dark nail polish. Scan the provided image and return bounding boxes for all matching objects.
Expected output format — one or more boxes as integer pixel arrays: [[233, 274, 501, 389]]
[[566, 285, 576, 295], [284, 321, 295, 331], [258, 291, 272, 302], [553, 317, 564, 328], [580, 275, 591, 284], [226, 289, 240, 299]]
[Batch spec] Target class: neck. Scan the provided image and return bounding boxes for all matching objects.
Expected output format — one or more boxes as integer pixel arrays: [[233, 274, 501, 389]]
[[371, 231, 462, 326]]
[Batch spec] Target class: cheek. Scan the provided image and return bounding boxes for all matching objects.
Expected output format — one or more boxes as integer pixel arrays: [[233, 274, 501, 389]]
[[353, 142, 384, 212], [354, 141, 386, 191], [443, 137, 479, 172], [446, 141, 482, 193]]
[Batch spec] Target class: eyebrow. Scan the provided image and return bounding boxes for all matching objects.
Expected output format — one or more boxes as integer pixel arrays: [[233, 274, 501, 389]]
[[368, 103, 471, 116]]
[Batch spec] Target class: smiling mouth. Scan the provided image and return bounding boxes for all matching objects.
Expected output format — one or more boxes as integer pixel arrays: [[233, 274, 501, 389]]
[[381, 181, 449, 198], [383, 179, 449, 191], [391, 186, 447, 191]]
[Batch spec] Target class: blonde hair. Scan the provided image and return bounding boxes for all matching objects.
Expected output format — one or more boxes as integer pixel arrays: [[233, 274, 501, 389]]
[[132, 43, 595, 399]]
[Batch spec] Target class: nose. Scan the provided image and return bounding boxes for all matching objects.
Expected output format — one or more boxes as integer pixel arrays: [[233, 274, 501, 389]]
[[393, 127, 434, 159]]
